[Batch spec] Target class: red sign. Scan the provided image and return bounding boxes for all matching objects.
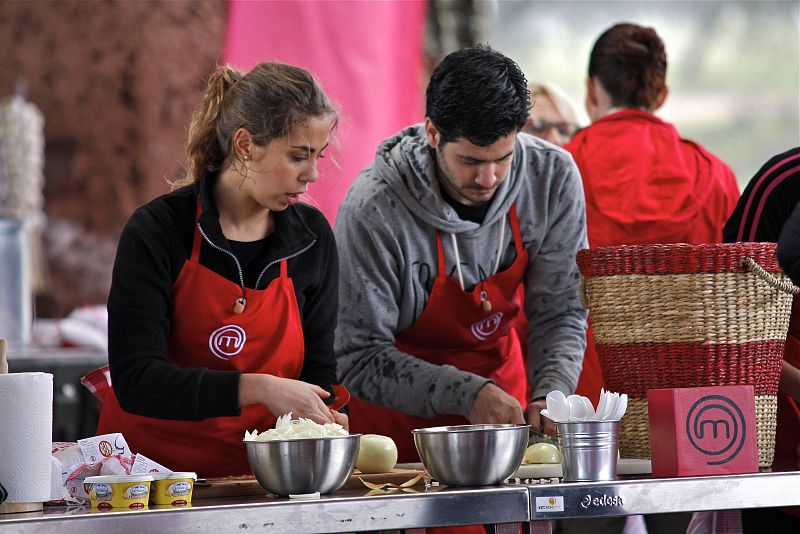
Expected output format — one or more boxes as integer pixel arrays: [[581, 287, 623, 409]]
[[647, 385, 758, 477]]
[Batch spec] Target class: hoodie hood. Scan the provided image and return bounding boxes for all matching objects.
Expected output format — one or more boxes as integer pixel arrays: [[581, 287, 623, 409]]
[[565, 109, 738, 247], [374, 124, 525, 235]]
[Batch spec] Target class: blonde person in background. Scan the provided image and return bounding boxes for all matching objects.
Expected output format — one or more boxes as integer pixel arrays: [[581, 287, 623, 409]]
[[522, 83, 581, 147]]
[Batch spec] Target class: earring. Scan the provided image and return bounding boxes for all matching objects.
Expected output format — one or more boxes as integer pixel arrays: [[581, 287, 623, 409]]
[[243, 155, 250, 162]]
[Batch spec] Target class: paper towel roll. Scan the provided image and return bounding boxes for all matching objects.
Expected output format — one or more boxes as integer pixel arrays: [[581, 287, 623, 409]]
[[0, 372, 53, 502]]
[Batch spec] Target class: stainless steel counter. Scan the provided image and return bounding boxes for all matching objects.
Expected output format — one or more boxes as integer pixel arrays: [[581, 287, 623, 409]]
[[0, 485, 530, 534], [2, 471, 799, 533], [527, 471, 800, 520]]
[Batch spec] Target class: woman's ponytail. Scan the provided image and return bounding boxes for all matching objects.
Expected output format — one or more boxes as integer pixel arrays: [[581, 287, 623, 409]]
[[174, 66, 243, 188]]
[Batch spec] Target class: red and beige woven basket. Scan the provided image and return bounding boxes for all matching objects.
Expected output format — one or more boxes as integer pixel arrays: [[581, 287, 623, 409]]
[[577, 243, 798, 468]]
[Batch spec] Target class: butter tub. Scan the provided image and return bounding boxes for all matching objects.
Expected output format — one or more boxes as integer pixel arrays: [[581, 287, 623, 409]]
[[150, 472, 197, 506], [84, 475, 154, 510]]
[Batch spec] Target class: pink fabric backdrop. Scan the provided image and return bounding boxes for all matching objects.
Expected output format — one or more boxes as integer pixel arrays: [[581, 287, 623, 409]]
[[223, 0, 427, 223]]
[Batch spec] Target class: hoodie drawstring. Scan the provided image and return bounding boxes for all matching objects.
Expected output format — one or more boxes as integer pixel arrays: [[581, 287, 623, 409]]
[[450, 213, 507, 312]]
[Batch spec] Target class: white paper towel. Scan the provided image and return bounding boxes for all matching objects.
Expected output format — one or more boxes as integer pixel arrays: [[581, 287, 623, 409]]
[[0, 372, 53, 502]]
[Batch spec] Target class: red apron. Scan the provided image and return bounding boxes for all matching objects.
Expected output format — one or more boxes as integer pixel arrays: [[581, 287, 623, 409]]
[[348, 205, 529, 463], [97, 201, 305, 477]]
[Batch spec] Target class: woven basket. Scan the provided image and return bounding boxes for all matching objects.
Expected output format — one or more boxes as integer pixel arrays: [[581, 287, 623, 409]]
[[577, 243, 798, 468]]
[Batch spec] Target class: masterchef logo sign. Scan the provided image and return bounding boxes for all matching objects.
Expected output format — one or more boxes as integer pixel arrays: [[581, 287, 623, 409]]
[[209, 325, 247, 360], [470, 312, 503, 341], [685, 394, 747, 465]]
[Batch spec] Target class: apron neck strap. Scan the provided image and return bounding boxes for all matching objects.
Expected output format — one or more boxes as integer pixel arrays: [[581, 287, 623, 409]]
[[508, 203, 523, 255], [191, 196, 204, 263], [434, 230, 447, 278]]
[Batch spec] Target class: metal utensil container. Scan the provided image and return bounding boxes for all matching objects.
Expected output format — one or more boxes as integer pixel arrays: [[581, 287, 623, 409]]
[[0, 219, 31, 347], [245, 434, 360, 496], [412, 424, 528, 486], [556, 420, 620, 482]]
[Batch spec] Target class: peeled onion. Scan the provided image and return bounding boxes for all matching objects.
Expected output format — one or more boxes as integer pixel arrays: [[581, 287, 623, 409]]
[[524, 442, 561, 464], [356, 434, 398, 473]]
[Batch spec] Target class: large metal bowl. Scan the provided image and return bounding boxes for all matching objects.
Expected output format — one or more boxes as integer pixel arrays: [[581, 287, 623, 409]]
[[245, 434, 360, 496], [412, 424, 528, 486]]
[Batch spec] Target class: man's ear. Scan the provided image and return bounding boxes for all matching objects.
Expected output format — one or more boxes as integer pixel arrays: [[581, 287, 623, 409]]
[[425, 118, 440, 150], [232, 128, 253, 160]]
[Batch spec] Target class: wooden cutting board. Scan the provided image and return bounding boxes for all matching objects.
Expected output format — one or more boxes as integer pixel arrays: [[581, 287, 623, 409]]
[[194, 468, 425, 500]]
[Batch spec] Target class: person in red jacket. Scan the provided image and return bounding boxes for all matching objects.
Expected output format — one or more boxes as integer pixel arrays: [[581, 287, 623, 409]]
[[561, 23, 740, 534], [565, 22, 740, 408]]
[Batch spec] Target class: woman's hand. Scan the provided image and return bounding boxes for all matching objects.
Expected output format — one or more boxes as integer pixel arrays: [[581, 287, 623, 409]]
[[331, 409, 349, 431], [239, 374, 334, 424]]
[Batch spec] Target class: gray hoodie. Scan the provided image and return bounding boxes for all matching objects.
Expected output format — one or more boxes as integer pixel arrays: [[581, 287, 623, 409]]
[[334, 124, 588, 418]]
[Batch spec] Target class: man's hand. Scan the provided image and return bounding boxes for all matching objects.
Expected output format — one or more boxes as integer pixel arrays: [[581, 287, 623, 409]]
[[467, 383, 526, 424], [526, 398, 556, 437]]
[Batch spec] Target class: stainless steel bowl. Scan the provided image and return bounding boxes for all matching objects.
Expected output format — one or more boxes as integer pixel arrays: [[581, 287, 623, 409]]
[[412, 424, 528, 486], [245, 434, 360, 496]]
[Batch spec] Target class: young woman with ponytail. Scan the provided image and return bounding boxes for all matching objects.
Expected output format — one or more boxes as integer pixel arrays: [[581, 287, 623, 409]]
[[95, 63, 344, 476]]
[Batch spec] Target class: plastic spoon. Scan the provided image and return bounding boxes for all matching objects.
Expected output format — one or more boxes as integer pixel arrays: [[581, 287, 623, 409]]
[[581, 396, 596, 420], [546, 390, 570, 422], [567, 395, 589, 421]]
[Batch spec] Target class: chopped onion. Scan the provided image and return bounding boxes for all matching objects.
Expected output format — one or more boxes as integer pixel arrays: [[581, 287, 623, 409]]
[[244, 412, 348, 441]]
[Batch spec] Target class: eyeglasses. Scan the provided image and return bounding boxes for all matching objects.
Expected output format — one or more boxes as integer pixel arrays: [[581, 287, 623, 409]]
[[524, 119, 577, 138]]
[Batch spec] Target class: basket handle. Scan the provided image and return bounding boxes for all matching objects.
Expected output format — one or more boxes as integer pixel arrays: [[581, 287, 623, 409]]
[[579, 276, 589, 309], [742, 257, 800, 295]]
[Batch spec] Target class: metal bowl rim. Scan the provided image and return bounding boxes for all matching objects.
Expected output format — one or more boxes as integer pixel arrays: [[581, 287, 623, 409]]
[[411, 424, 529, 434], [243, 433, 362, 444]]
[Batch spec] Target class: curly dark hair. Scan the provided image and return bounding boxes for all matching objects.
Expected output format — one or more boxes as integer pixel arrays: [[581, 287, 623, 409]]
[[588, 23, 667, 110], [426, 45, 531, 147]]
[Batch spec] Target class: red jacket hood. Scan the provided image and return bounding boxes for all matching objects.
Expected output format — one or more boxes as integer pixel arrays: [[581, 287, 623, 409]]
[[565, 109, 739, 247]]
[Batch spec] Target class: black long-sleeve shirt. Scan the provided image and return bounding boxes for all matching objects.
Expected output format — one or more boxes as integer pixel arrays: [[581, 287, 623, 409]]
[[778, 203, 800, 286], [107, 174, 339, 420], [723, 146, 800, 243]]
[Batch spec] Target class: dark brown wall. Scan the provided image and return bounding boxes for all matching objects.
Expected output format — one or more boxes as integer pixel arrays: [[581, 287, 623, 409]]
[[0, 0, 226, 316]]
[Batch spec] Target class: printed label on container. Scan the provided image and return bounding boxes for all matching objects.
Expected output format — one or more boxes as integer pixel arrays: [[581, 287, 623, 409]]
[[535, 496, 564, 512], [124, 484, 149, 500], [91, 483, 113, 502], [167, 482, 191, 497], [78, 433, 129, 463]]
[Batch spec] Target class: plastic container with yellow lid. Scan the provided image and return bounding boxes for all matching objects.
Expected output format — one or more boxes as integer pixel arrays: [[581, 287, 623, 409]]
[[150, 472, 197, 506], [84, 474, 154, 510]]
